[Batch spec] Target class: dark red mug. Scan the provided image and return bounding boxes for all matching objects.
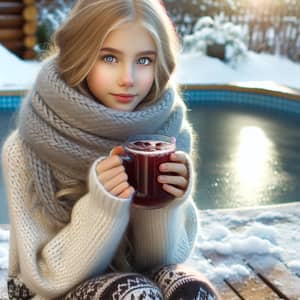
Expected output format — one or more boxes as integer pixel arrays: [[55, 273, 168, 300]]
[[122, 134, 176, 208]]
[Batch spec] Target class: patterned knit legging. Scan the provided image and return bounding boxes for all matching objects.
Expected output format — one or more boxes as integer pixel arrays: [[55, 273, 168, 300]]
[[62, 264, 220, 300]]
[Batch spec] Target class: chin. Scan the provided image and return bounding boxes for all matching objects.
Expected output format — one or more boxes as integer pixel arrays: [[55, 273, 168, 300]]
[[112, 105, 134, 112], [114, 102, 140, 112]]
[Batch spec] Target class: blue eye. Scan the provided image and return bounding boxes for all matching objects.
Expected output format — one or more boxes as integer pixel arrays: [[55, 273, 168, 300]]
[[137, 57, 152, 65], [103, 55, 117, 63]]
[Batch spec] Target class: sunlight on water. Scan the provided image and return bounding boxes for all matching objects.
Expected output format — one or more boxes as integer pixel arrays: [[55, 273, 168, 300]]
[[233, 126, 277, 206], [246, 0, 272, 8]]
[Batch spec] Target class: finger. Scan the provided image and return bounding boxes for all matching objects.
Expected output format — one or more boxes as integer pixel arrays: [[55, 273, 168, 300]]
[[119, 186, 135, 199], [98, 165, 125, 182], [110, 145, 125, 156], [110, 181, 130, 196], [162, 183, 185, 198], [158, 175, 188, 188], [170, 152, 187, 163], [159, 162, 188, 178], [96, 155, 123, 173], [103, 172, 128, 191]]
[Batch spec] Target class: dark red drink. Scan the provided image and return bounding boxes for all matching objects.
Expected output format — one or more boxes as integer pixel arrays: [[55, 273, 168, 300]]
[[123, 135, 176, 208]]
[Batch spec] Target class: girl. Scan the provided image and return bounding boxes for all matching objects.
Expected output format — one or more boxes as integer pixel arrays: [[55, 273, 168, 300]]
[[2, 0, 220, 299]]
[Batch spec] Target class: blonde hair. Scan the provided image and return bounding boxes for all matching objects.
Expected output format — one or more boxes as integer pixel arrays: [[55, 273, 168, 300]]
[[53, 0, 180, 102], [49, 0, 182, 203]]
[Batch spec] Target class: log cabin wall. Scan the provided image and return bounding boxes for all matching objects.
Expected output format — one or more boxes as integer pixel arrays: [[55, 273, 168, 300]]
[[0, 0, 37, 59]]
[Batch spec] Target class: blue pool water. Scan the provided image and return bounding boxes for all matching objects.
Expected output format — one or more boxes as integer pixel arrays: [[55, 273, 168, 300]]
[[0, 89, 300, 223], [187, 103, 300, 209], [182, 88, 300, 209], [0, 110, 18, 223]]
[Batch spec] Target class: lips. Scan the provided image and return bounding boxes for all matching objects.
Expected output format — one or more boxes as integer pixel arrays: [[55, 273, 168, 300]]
[[111, 93, 136, 103]]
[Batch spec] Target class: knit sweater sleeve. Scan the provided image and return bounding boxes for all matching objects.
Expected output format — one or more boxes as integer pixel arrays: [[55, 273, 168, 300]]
[[130, 153, 199, 271], [2, 131, 131, 299]]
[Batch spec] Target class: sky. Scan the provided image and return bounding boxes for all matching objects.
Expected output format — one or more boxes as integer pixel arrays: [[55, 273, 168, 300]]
[[0, 44, 300, 293]]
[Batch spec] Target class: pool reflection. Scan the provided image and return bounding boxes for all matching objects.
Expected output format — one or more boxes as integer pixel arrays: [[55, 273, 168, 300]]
[[233, 126, 276, 206], [187, 104, 299, 209]]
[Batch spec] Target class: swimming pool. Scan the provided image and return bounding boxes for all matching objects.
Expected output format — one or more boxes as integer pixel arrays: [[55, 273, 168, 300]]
[[183, 85, 300, 209], [0, 110, 18, 224], [0, 85, 300, 223]]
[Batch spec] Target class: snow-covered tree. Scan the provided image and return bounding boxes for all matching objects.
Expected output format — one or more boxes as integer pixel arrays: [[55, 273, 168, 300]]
[[183, 14, 249, 67], [36, 0, 75, 51]]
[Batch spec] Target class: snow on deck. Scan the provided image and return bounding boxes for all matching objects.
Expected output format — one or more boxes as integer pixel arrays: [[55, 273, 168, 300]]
[[1, 203, 300, 299]]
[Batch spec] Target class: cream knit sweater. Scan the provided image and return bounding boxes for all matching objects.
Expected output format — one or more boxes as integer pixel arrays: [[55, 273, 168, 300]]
[[2, 130, 199, 299]]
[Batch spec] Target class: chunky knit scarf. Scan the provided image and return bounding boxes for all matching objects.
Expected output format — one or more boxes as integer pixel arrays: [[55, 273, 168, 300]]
[[18, 58, 192, 224]]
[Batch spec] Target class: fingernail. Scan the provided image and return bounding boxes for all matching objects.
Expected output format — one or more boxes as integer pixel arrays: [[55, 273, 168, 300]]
[[158, 176, 166, 182], [160, 164, 167, 171]]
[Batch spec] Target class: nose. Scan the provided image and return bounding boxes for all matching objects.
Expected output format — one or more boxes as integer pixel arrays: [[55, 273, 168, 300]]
[[118, 64, 135, 87]]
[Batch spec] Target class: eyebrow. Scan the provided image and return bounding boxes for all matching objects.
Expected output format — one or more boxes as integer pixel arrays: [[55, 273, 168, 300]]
[[100, 47, 157, 56]]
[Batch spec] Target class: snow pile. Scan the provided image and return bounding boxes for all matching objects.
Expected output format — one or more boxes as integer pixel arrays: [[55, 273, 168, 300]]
[[287, 261, 300, 274], [186, 207, 300, 282], [176, 51, 300, 90], [0, 228, 9, 270], [0, 229, 8, 241], [199, 223, 282, 257], [0, 44, 41, 90]]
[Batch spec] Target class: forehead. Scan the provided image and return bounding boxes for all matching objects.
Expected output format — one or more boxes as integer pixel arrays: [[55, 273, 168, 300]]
[[102, 21, 156, 52]]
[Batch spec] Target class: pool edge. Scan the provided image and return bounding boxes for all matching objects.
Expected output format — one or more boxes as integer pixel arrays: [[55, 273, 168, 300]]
[[181, 82, 300, 102]]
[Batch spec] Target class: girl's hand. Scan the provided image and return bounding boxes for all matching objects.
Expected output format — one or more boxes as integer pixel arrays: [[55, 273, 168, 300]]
[[158, 151, 189, 198], [96, 146, 135, 199]]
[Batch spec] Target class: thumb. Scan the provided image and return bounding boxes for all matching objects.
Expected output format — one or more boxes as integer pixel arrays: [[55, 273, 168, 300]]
[[109, 145, 125, 156]]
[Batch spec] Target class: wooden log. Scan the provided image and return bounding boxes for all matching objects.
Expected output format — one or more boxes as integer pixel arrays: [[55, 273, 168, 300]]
[[23, 21, 37, 35], [22, 0, 35, 4], [23, 34, 36, 48], [0, 39, 23, 51], [0, 28, 23, 40], [0, 14, 23, 28], [22, 48, 36, 59], [22, 5, 37, 21], [0, 2, 23, 14]]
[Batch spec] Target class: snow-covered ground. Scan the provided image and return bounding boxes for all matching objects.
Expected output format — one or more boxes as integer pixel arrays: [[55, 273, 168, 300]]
[[0, 45, 40, 91], [187, 204, 300, 283], [1, 44, 300, 286], [176, 52, 300, 91]]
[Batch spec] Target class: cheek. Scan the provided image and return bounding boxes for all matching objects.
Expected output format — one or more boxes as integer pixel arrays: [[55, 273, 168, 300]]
[[87, 68, 107, 88], [138, 69, 155, 93]]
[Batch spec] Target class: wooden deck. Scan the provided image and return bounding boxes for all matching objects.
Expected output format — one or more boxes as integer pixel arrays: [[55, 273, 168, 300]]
[[1, 203, 300, 299], [202, 203, 300, 300], [209, 254, 300, 299]]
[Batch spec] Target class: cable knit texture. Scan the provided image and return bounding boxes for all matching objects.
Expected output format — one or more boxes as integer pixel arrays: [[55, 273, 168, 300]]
[[17, 57, 192, 224], [2, 57, 199, 299]]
